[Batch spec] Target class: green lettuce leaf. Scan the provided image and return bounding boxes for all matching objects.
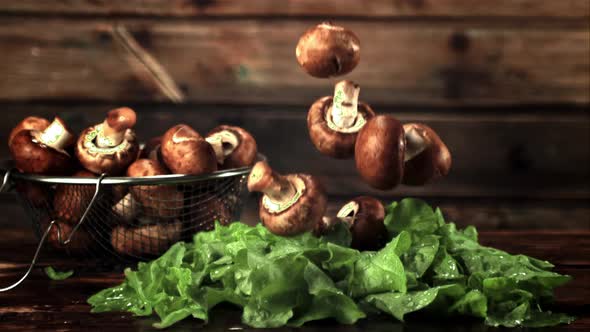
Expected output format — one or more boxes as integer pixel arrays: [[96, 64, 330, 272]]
[[44, 266, 74, 280]]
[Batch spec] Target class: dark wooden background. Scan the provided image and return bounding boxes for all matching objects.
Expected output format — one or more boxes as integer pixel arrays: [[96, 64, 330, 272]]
[[0, 0, 588, 230]]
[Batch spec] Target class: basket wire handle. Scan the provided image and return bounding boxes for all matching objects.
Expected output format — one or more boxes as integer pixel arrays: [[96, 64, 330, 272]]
[[0, 173, 106, 292], [0, 169, 13, 193]]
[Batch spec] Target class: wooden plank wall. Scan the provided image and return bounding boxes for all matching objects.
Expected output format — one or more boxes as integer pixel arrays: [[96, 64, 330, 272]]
[[0, 0, 588, 229]]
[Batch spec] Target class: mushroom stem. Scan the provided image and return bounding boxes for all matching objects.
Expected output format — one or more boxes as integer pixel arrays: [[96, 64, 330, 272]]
[[34, 117, 73, 153], [404, 125, 428, 162], [205, 130, 240, 165], [248, 161, 297, 203], [97, 107, 137, 148], [330, 80, 360, 130], [336, 200, 360, 227]]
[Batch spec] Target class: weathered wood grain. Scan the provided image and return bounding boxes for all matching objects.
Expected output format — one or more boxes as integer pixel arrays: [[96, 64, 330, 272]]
[[1, 0, 588, 18], [0, 104, 588, 199], [0, 18, 588, 105]]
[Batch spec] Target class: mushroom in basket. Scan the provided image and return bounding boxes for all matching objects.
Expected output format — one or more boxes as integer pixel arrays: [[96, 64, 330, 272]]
[[205, 125, 258, 169], [248, 161, 327, 236], [161, 124, 217, 175], [76, 107, 140, 175], [9, 116, 75, 175], [111, 221, 182, 257]]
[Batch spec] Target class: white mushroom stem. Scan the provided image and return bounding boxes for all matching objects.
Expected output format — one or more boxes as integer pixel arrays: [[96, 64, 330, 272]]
[[404, 125, 428, 162], [330, 80, 360, 129], [336, 200, 359, 227], [205, 130, 240, 165], [96, 121, 125, 148], [34, 117, 73, 153]]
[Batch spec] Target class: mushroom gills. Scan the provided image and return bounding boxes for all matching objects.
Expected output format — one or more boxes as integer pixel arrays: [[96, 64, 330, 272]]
[[205, 130, 240, 165]]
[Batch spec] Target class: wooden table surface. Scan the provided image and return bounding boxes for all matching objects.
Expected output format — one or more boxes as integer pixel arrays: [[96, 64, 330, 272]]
[[0, 224, 588, 332]]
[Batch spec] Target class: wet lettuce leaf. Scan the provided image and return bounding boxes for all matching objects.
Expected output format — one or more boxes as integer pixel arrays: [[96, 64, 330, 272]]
[[44, 266, 74, 280], [89, 198, 573, 329]]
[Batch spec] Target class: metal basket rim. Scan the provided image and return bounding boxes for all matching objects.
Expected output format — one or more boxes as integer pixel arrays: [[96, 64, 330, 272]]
[[8, 166, 252, 185]]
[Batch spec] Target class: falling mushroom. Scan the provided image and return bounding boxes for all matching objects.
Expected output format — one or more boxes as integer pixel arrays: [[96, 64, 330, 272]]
[[354, 115, 406, 190], [205, 125, 258, 169], [336, 196, 387, 251], [402, 123, 452, 185], [160, 124, 217, 175], [248, 161, 327, 236], [296, 22, 360, 78], [308, 80, 375, 158], [9, 117, 75, 175], [76, 107, 140, 175]]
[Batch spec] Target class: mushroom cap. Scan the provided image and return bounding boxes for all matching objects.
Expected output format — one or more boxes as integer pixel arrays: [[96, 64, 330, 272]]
[[54, 170, 96, 224], [8, 116, 50, 147], [161, 124, 218, 175], [355, 115, 405, 190], [307, 96, 375, 159], [107, 107, 137, 132], [402, 123, 452, 186], [296, 22, 360, 78], [9, 130, 74, 175], [341, 196, 387, 251], [259, 174, 327, 236], [127, 158, 183, 219], [111, 221, 181, 256], [15, 182, 50, 208], [76, 124, 140, 175], [207, 125, 258, 169], [139, 136, 163, 159]]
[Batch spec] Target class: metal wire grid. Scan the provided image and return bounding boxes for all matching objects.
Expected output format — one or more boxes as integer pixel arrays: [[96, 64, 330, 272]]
[[9, 168, 250, 263]]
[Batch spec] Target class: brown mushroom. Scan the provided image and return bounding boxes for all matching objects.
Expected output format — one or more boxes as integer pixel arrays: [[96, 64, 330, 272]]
[[54, 170, 96, 224], [139, 136, 163, 161], [160, 124, 217, 175], [40, 218, 92, 253], [112, 192, 141, 224], [127, 158, 183, 219], [76, 107, 140, 175], [183, 195, 232, 233], [8, 116, 50, 147], [402, 123, 452, 185], [308, 80, 375, 158], [205, 125, 258, 169], [336, 196, 387, 251], [296, 22, 360, 78], [9, 117, 75, 175], [248, 161, 327, 236], [355, 115, 406, 190], [111, 221, 182, 256]]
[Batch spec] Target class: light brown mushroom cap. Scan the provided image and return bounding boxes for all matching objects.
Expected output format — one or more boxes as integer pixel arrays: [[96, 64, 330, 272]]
[[54, 170, 96, 224], [8, 116, 51, 147], [161, 124, 218, 175], [206, 125, 258, 169], [9, 117, 75, 175], [402, 123, 452, 185], [296, 22, 360, 78], [127, 158, 183, 219], [354, 115, 405, 190], [111, 221, 181, 256]]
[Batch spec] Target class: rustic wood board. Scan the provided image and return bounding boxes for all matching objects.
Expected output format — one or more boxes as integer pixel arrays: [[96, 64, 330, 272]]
[[0, 18, 588, 105], [0, 224, 588, 331], [1, 0, 589, 18]]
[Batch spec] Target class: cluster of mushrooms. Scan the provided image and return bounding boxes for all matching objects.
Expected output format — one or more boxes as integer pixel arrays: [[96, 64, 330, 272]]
[[245, 22, 452, 250], [8, 108, 258, 255], [8, 22, 452, 255]]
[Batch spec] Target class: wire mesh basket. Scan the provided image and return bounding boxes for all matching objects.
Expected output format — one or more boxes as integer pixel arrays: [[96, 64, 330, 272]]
[[0, 163, 253, 291]]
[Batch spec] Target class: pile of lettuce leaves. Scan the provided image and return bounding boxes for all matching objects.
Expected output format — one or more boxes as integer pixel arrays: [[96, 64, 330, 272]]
[[88, 198, 574, 328]]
